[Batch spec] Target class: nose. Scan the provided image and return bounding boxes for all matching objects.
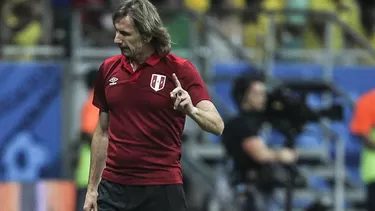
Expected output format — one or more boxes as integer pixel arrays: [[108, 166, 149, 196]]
[[114, 33, 122, 44]]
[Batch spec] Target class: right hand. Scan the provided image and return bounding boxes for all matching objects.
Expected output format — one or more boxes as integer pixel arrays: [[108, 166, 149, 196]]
[[83, 190, 98, 211], [277, 148, 298, 164]]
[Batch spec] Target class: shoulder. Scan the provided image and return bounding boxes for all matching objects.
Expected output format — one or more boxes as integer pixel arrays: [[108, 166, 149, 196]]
[[163, 53, 203, 84], [103, 54, 122, 64], [164, 53, 196, 72], [165, 53, 187, 66], [99, 54, 123, 73]]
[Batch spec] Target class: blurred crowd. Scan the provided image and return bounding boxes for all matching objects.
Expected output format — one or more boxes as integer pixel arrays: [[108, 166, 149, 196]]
[[0, 0, 375, 57], [0, 0, 46, 59]]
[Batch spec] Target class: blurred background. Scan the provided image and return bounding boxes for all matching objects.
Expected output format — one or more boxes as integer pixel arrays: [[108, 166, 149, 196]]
[[0, 0, 375, 210]]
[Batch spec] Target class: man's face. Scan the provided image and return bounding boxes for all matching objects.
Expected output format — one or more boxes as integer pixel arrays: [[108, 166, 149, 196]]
[[114, 15, 144, 59], [244, 81, 267, 111]]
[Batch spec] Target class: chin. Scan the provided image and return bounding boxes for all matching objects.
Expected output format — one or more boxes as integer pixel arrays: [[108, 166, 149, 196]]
[[122, 51, 132, 57]]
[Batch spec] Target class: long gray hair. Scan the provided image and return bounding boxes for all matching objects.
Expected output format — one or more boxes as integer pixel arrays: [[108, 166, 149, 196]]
[[112, 0, 172, 56]]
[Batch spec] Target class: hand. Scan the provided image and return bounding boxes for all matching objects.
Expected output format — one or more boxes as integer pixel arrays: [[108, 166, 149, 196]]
[[170, 73, 196, 115], [83, 190, 98, 211], [277, 148, 298, 164]]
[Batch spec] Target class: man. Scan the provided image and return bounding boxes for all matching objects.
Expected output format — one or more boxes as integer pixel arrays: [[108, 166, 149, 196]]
[[222, 75, 297, 211], [83, 1, 224, 211], [350, 89, 375, 211]]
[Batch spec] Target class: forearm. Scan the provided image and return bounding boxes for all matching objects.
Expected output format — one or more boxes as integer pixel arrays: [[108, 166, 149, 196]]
[[188, 107, 224, 135], [249, 147, 289, 163], [87, 131, 108, 192], [264, 149, 280, 162], [251, 148, 279, 163]]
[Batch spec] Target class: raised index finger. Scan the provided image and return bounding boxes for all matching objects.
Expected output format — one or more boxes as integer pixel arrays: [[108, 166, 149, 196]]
[[172, 73, 181, 88]]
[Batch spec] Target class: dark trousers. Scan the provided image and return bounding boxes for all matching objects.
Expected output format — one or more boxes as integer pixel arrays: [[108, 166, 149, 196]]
[[98, 179, 188, 211], [367, 182, 375, 211]]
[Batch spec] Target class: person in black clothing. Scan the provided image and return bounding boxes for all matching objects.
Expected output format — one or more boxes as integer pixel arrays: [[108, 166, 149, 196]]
[[222, 75, 297, 211]]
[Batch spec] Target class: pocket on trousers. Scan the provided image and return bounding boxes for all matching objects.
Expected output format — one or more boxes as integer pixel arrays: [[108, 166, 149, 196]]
[[97, 180, 122, 210]]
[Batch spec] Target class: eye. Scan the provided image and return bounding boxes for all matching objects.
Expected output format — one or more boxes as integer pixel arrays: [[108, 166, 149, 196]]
[[116, 30, 130, 36]]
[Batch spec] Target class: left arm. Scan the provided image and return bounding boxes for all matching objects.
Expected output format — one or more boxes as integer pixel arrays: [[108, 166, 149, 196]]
[[170, 71, 224, 136], [188, 100, 224, 136], [171, 61, 224, 136]]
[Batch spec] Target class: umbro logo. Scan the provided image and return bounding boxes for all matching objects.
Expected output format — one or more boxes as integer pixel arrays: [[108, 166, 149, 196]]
[[109, 77, 118, 86]]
